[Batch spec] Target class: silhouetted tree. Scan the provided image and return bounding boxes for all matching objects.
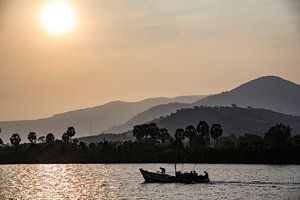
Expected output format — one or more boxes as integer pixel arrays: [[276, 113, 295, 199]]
[[184, 125, 197, 139], [133, 124, 144, 142], [46, 133, 55, 144], [183, 125, 199, 147], [218, 134, 237, 148], [148, 123, 160, 143], [264, 123, 292, 147], [66, 127, 76, 138], [0, 138, 3, 145], [238, 134, 263, 148], [79, 141, 88, 151], [210, 123, 223, 147], [291, 135, 300, 148], [10, 133, 21, 146], [158, 128, 169, 144], [133, 123, 161, 143], [27, 132, 37, 144], [73, 138, 79, 145], [0, 124, 299, 164], [196, 121, 210, 138], [89, 142, 96, 151], [62, 127, 76, 143], [62, 132, 70, 143], [173, 128, 185, 150], [197, 121, 210, 145], [175, 128, 185, 141], [79, 141, 85, 146]]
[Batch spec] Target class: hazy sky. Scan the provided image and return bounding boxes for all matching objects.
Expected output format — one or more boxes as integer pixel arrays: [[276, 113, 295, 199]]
[[0, 0, 299, 121]]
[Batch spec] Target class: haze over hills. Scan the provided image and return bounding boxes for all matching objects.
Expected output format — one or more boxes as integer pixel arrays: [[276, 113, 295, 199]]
[[1, 75, 299, 143], [0, 95, 204, 142], [79, 106, 300, 143], [194, 76, 300, 116], [106, 76, 300, 134], [106, 102, 191, 133]]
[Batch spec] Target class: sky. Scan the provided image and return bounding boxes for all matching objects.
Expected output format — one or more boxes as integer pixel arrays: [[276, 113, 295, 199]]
[[0, 0, 299, 121]]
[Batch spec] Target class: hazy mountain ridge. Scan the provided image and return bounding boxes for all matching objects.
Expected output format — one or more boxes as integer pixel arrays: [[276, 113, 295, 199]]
[[193, 76, 300, 116], [79, 106, 300, 143], [106, 102, 191, 133], [105, 76, 300, 134], [0, 95, 204, 142], [1, 76, 300, 143]]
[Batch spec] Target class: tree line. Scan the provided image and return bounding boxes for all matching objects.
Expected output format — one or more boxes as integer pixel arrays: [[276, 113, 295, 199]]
[[0, 122, 299, 164]]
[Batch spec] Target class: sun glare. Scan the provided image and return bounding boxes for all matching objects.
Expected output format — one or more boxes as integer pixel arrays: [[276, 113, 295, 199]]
[[40, 1, 76, 35]]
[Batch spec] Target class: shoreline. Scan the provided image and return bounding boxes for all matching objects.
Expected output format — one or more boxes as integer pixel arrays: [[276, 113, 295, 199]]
[[1, 162, 299, 165]]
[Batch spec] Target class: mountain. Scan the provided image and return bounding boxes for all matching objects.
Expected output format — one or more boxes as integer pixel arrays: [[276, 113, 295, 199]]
[[153, 106, 300, 136], [106, 76, 300, 134], [193, 76, 300, 116], [106, 102, 191, 133], [79, 106, 300, 143], [0, 95, 204, 143]]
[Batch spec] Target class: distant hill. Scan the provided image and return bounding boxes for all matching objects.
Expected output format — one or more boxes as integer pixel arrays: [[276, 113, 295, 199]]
[[78, 131, 134, 144], [2, 75, 299, 143], [78, 106, 300, 143], [106, 102, 191, 133], [153, 106, 300, 136], [193, 76, 300, 116], [0, 95, 204, 143], [106, 76, 300, 134]]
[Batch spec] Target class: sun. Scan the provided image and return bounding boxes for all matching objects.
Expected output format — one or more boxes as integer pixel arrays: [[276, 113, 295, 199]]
[[40, 1, 76, 35]]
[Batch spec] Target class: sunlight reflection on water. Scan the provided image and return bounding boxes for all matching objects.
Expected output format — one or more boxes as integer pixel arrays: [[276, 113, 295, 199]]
[[0, 164, 299, 199]]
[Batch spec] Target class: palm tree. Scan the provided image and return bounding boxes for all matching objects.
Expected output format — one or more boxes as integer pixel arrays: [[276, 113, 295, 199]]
[[62, 127, 76, 143], [210, 123, 223, 147], [175, 128, 185, 141], [66, 127, 76, 138], [133, 125, 145, 142], [10, 133, 21, 146], [159, 128, 169, 144], [196, 121, 210, 146], [185, 125, 204, 147], [173, 128, 185, 150], [264, 123, 292, 147], [46, 133, 55, 144], [62, 132, 70, 143], [196, 121, 209, 137], [184, 125, 197, 139], [27, 132, 37, 144], [148, 123, 160, 143]]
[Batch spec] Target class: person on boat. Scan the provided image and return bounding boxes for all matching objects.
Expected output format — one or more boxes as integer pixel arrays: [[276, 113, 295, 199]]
[[204, 171, 209, 179], [160, 167, 166, 174]]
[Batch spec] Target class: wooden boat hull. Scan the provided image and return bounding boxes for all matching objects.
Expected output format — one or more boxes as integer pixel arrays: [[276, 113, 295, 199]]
[[139, 168, 175, 183], [175, 172, 210, 184], [139, 168, 210, 184]]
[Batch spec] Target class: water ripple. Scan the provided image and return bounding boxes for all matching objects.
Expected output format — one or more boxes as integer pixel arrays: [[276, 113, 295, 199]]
[[0, 164, 299, 200]]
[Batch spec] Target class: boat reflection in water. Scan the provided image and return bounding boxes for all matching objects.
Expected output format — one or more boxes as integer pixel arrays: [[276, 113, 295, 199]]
[[139, 167, 210, 184]]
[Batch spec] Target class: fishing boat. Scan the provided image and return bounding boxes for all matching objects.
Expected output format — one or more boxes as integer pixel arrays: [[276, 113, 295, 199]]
[[139, 166, 210, 184], [139, 168, 175, 183]]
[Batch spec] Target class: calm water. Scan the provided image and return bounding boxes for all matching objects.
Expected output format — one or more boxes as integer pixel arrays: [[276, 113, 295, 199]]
[[0, 164, 299, 200]]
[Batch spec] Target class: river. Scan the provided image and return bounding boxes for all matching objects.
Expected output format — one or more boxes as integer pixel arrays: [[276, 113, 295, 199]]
[[0, 164, 299, 199]]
